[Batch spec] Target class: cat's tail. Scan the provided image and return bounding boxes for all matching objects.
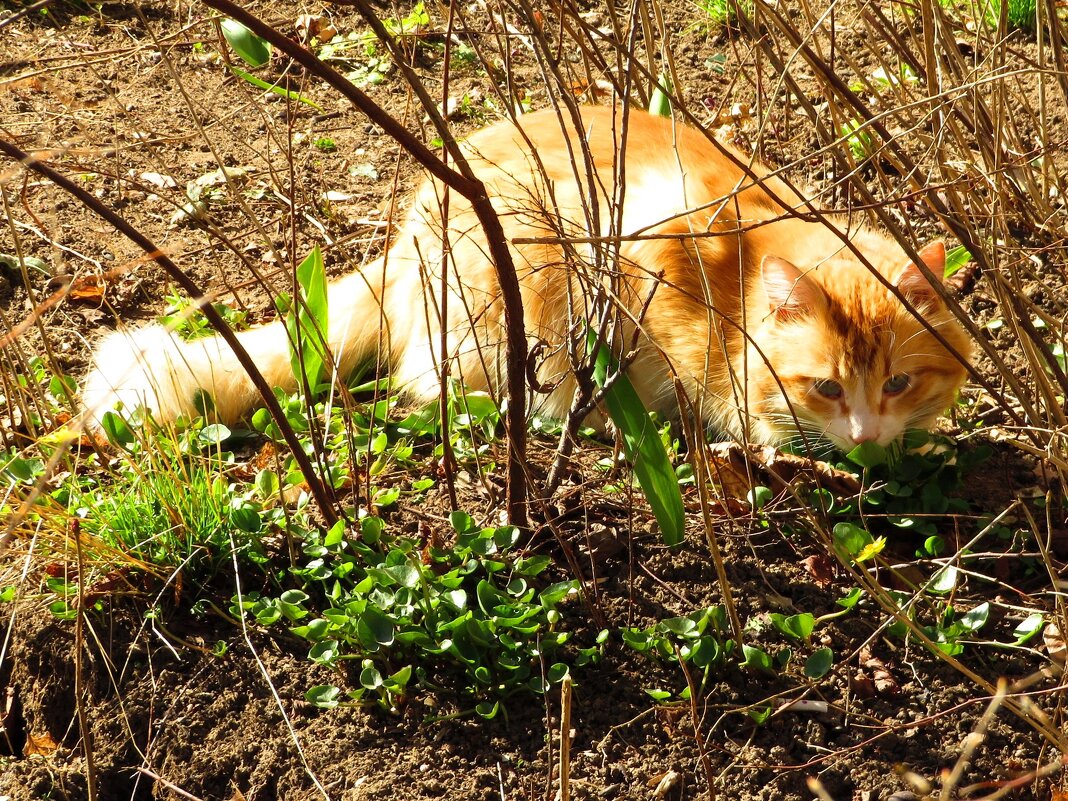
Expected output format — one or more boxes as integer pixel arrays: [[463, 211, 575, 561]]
[[81, 266, 393, 428]]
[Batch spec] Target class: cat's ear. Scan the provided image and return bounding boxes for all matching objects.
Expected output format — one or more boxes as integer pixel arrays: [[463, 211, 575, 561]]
[[894, 241, 946, 308], [761, 255, 826, 321]]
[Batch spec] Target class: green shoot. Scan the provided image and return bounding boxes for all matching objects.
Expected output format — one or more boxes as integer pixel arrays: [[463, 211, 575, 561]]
[[286, 246, 330, 396], [220, 19, 271, 68], [588, 331, 686, 546]]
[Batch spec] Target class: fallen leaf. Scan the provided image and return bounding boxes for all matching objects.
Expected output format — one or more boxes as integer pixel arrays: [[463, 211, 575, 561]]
[[859, 647, 900, 695], [802, 554, 836, 588], [295, 13, 337, 42], [654, 706, 685, 738], [1044, 622, 1066, 662], [23, 731, 59, 757], [567, 79, 615, 100], [66, 274, 106, 304], [850, 672, 877, 699], [194, 166, 251, 187], [3, 76, 44, 95], [84, 568, 140, 604], [944, 260, 979, 295], [45, 562, 74, 580], [137, 170, 177, 190], [170, 199, 209, 226], [652, 769, 682, 798], [578, 524, 626, 563], [706, 442, 862, 499]]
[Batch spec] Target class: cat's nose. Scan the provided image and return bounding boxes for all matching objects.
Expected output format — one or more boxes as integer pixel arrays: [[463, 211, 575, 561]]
[[849, 416, 881, 445]]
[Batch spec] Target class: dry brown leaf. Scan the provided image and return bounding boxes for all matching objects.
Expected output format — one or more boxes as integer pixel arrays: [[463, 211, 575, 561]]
[[859, 647, 900, 695], [295, 14, 337, 42], [67, 274, 106, 304], [654, 706, 686, 738], [253, 442, 278, 471], [944, 261, 979, 295], [706, 442, 862, 499], [83, 568, 141, 605], [850, 672, 877, 699], [567, 79, 615, 100], [1043, 622, 1066, 663], [3, 76, 44, 95], [23, 731, 59, 757], [650, 768, 682, 797], [802, 554, 836, 588]]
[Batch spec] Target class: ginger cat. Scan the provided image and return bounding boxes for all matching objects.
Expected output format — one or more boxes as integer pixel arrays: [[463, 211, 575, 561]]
[[83, 106, 971, 451]]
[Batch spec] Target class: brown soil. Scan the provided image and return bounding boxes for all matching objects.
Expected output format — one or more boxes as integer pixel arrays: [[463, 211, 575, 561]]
[[0, 2, 1065, 800]]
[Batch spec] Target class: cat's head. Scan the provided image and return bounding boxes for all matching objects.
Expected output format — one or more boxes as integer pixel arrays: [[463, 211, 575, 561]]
[[745, 241, 972, 452]]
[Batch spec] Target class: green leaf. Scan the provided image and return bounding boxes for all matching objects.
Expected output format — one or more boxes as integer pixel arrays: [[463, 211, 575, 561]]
[[836, 587, 865, 610], [359, 663, 384, 690], [747, 486, 773, 510], [372, 486, 401, 508], [3, 457, 44, 483], [324, 519, 345, 548], [662, 616, 700, 638], [804, 647, 834, 679], [943, 245, 972, 278], [220, 19, 272, 68], [359, 607, 395, 647], [539, 580, 577, 608], [621, 629, 652, 651], [449, 510, 475, 534], [748, 705, 772, 724], [229, 65, 323, 111], [589, 330, 685, 546], [287, 246, 330, 393], [921, 535, 945, 557], [308, 640, 340, 664], [645, 688, 673, 702], [547, 663, 570, 683], [384, 564, 421, 588], [305, 684, 342, 709], [846, 440, 888, 468], [648, 72, 673, 118], [254, 469, 280, 499], [294, 618, 331, 641], [198, 423, 231, 445], [832, 522, 873, 560], [929, 565, 959, 595], [361, 516, 384, 544], [475, 700, 500, 719], [1013, 612, 1044, 644], [101, 410, 135, 447], [770, 613, 815, 642], [49, 600, 77, 621], [230, 504, 261, 533], [388, 665, 412, 689], [740, 644, 775, 674], [958, 602, 989, 632], [690, 636, 720, 668]]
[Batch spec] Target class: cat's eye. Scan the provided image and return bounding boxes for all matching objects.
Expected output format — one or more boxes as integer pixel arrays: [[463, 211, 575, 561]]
[[814, 379, 843, 399], [883, 373, 910, 395]]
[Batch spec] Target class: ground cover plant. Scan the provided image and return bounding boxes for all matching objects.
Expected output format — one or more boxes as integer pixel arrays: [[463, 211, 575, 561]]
[[1, 0, 1067, 799]]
